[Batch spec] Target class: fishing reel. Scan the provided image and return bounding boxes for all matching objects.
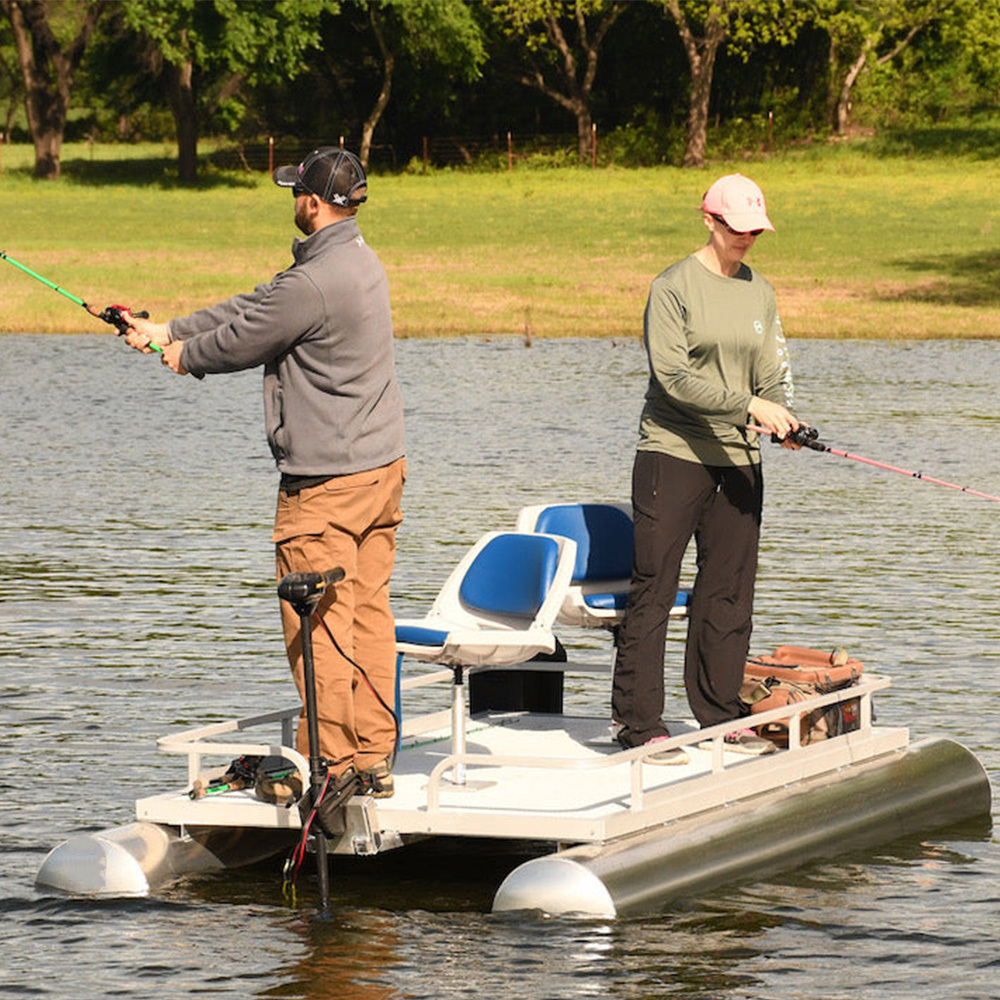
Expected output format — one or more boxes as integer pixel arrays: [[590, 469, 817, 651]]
[[97, 304, 150, 336], [775, 425, 821, 448]]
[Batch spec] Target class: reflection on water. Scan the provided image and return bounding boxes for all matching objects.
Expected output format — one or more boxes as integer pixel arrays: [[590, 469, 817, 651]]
[[1, 334, 998, 1000]]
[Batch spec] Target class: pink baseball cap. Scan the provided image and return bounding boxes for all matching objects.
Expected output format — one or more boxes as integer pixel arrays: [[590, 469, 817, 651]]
[[701, 173, 774, 233]]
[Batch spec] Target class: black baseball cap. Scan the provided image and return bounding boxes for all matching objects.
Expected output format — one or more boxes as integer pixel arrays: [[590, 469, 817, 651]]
[[273, 147, 367, 207]]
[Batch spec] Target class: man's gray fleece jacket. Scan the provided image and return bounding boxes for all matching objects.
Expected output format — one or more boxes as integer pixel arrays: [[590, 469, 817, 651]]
[[168, 217, 404, 478]]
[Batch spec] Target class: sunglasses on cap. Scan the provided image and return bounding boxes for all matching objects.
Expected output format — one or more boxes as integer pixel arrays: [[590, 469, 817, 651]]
[[711, 213, 764, 238]]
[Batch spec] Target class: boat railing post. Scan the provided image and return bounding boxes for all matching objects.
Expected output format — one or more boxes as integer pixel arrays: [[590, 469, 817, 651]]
[[860, 686, 873, 729], [451, 666, 467, 786], [186, 751, 202, 787], [629, 758, 643, 812], [788, 710, 802, 751]]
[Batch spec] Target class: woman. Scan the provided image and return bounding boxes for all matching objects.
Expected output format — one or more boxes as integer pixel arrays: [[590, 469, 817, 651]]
[[612, 173, 800, 762]]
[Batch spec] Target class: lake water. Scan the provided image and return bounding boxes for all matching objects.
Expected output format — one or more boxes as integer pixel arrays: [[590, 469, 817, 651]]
[[1, 334, 998, 1000]]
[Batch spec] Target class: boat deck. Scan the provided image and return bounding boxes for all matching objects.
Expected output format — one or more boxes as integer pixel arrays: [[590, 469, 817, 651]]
[[137, 665, 905, 852]]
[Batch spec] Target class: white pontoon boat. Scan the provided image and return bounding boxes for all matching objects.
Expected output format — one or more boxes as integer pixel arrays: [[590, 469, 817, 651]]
[[36, 504, 993, 916]]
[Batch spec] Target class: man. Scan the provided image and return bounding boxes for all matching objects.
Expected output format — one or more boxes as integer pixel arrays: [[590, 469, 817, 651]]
[[125, 147, 406, 796]]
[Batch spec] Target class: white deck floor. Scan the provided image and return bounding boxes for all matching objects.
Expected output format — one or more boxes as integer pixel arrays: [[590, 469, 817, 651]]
[[137, 670, 906, 849]]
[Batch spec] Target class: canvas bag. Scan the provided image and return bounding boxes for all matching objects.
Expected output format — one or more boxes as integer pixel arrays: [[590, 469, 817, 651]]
[[740, 645, 864, 746]]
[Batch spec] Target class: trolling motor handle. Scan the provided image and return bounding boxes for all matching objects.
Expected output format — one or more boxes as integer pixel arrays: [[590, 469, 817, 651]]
[[278, 568, 346, 617]]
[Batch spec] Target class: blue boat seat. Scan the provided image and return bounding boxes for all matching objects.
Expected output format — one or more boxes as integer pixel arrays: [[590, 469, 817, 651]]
[[515, 502, 690, 629], [394, 531, 576, 784], [395, 530, 576, 667]]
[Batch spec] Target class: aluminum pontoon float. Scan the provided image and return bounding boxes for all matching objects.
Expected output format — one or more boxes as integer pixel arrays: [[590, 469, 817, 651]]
[[35, 660, 992, 916]]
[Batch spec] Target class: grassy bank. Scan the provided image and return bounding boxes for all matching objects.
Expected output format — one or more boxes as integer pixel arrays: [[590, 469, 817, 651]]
[[1, 141, 999, 339]]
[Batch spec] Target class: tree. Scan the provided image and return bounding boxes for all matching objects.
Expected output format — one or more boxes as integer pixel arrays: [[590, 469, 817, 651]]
[[658, 0, 804, 168], [119, 0, 329, 183], [815, 0, 942, 136], [0, 0, 103, 178], [493, 0, 626, 161], [0, 15, 23, 138], [352, 0, 486, 169], [661, 0, 726, 168]]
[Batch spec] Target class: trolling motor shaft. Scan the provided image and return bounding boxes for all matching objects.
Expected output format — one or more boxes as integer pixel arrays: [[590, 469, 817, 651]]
[[278, 566, 345, 916]]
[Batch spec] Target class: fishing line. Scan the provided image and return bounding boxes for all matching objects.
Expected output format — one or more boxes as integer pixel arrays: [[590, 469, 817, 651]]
[[748, 423, 1000, 504]]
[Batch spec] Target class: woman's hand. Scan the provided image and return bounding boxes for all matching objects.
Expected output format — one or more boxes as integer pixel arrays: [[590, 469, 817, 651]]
[[748, 396, 801, 447]]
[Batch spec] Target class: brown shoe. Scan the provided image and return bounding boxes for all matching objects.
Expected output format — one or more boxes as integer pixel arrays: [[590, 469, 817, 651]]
[[363, 757, 394, 798]]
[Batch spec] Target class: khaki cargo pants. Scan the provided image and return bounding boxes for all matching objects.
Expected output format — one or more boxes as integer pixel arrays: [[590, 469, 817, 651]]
[[273, 457, 405, 774]]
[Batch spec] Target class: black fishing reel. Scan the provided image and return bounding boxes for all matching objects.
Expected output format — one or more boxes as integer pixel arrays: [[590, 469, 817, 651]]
[[98, 304, 150, 336], [775, 425, 822, 448]]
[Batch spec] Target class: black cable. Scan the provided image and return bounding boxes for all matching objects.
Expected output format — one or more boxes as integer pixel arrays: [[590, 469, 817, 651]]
[[314, 611, 401, 767]]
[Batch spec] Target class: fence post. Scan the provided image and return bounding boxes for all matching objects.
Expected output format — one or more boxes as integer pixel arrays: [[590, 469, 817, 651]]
[[591, 122, 597, 169], [268, 136, 273, 175], [507, 131, 513, 171], [339, 135, 345, 150]]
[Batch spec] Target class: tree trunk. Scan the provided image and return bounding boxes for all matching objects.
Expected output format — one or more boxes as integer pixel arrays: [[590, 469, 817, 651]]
[[1, 0, 101, 180], [360, 6, 394, 171], [575, 104, 593, 162], [682, 36, 722, 168], [167, 57, 199, 184], [835, 49, 868, 136], [667, 0, 728, 169]]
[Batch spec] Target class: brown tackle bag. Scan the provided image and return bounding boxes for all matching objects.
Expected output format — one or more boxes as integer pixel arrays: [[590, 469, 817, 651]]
[[740, 645, 864, 747]]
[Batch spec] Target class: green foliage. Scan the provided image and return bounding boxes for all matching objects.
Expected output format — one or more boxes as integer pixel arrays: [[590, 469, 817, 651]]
[[6, 0, 1000, 175], [120, 0, 329, 82], [603, 108, 684, 167], [851, 0, 1000, 128], [385, 0, 486, 80]]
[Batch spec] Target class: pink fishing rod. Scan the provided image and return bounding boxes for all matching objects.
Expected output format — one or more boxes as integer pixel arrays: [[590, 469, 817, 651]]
[[747, 424, 1000, 504]]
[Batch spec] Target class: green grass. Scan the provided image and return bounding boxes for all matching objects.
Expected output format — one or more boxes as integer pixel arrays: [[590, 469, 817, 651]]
[[2, 139, 999, 339]]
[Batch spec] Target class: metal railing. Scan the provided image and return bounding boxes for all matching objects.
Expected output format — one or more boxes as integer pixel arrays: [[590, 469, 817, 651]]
[[153, 668, 891, 829], [421, 673, 890, 814]]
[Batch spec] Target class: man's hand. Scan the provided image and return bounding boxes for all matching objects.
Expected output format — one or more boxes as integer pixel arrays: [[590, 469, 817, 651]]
[[124, 315, 193, 377], [124, 315, 171, 354], [747, 396, 802, 449], [160, 340, 189, 376]]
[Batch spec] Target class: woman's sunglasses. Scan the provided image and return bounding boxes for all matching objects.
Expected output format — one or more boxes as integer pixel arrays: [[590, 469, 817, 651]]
[[711, 213, 764, 238]]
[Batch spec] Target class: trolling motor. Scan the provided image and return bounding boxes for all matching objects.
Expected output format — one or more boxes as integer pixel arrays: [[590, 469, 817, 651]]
[[277, 567, 346, 916]]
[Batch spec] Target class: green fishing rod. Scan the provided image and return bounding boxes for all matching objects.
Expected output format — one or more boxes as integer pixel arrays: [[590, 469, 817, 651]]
[[0, 249, 159, 352]]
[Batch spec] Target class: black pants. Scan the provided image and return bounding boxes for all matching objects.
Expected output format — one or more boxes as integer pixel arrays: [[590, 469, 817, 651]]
[[612, 450, 763, 744]]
